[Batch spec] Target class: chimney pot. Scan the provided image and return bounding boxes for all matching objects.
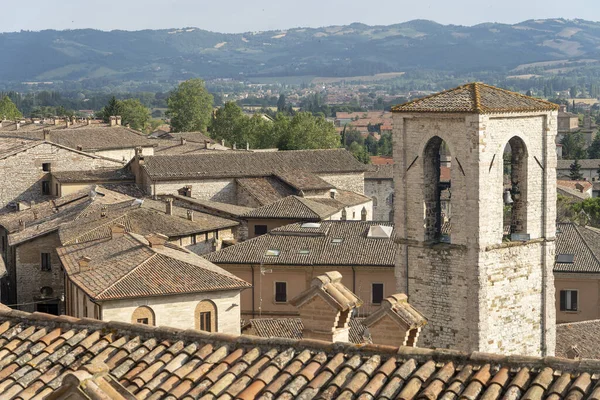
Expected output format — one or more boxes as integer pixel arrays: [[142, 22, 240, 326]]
[[187, 210, 194, 221], [109, 116, 117, 127], [116, 116, 122, 126], [78, 256, 92, 272], [15, 121, 20, 130], [54, 118, 60, 126], [100, 206, 107, 218], [221, 139, 225, 146], [146, 233, 168, 248], [180, 137, 186, 145], [65, 119, 70, 128], [43, 129, 50, 141], [233, 142, 237, 150], [246, 142, 250, 150], [204, 140, 210, 149], [86, 118, 91, 126], [165, 198, 174, 215], [110, 224, 126, 237]]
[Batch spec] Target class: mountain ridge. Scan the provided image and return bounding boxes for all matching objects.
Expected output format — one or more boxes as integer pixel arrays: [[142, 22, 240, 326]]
[[1, 18, 600, 85]]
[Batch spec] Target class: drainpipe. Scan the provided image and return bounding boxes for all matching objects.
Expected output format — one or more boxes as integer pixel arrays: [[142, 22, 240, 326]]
[[541, 114, 549, 356], [251, 264, 256, 318]]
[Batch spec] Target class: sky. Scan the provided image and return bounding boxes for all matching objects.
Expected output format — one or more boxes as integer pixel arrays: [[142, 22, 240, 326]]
[[3, 0, 600, 33]]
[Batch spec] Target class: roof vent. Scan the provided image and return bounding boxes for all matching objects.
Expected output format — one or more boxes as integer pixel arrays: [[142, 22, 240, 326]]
[[78, 256, 92, 272], [300, 222, 321, 228], [146, 233, 169, 248], [367, 225, 393, 239]]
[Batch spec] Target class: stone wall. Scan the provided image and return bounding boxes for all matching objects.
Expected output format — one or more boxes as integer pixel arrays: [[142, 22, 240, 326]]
[[92, 146, 153, 163], [152, 179, 237, 204], [15, 233, 64, 313], [393, 110, 557, 356], [0, 143, 121, 209], [100, 290, 242, 334], [364, 179, 394, 221]]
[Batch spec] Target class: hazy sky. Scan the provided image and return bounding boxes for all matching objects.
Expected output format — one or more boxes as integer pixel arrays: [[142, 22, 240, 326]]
[[3, 0, 600, 33]]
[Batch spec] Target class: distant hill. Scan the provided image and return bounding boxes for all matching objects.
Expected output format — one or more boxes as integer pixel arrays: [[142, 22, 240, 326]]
[[2, 18, 600, 84]]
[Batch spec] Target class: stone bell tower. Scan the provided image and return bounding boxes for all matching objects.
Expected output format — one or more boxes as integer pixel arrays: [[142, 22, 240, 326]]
[[392, 83, 558, 356]]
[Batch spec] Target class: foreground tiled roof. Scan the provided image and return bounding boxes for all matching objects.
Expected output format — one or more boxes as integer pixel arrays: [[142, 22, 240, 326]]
[[141, 149, 368, 181], [58, 232, 250, 301], [248, 317, 371, 344], [555, 223, 600, 273], [0, 309, 599, 399], [205, 221, 396, 266], [392, 83, 559, 114], [556, 319, 600, 360], [241, 196, 338, 220]]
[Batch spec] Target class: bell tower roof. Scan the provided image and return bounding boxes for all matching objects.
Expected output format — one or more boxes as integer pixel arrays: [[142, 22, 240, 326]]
[[392, 82, 559, 114]]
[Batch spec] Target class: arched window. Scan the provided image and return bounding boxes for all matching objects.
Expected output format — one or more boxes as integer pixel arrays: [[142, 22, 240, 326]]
[[372, 196, 378, 207], [387, 193, 394, 206], [503, 136, 528, 239], [423, 137, 452, 242], [361, 207, 367, 221], [131, 306, 155, 326], [195, 300, 217, 332], [341, 209, 347, 221]]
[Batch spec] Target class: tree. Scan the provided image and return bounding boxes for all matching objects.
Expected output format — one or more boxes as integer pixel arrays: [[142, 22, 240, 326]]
[[98, 96, 122, 122], [570, 159, 584, 180], [209, 102, 245, 146], [0, 96, 22, 120], [561, 132, 587, 160], [277, 94, 287, 113], [119, 99, 150, 131], [570, 86, 578, 99], [277, 112, 340, 150], [348, 142, 371, 164], [589, 132, 600, 159], [167, 79, 213, 132]]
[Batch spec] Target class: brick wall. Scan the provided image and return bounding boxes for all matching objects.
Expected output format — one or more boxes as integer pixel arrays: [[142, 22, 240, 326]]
[[393, 111, 557, 356], [0, 143, 121, 209]]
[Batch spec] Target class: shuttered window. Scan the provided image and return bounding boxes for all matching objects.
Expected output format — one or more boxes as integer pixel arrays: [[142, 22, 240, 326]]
[[275, 282, 287, 303], [560, 290, 578, 312]]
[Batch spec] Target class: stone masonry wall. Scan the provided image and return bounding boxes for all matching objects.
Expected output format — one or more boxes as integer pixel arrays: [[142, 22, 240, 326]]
[[15, 233, 64, 313], [0, 143, 121, 209], [152, 179, 237, 204], [393, 111, 557, 356], [101, 290, 242, 335], [365, 178, 394, 221], [318, 173, 365, 194]]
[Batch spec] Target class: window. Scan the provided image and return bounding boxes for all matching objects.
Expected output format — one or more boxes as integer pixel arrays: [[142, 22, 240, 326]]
[[42, 163, 51, 172], [131, 306, 155, 326], [137, 318, 149, 325], [372, 283, 384, 305], [42, 181, 50, 195], [195, 301, 217, 332], [556, 254, 575, 264], [502, 136, 528, 239], [265, 249, 280, 257], [41, 253, 51, 271], [372, 196, 378, 207], [275, 282, 287, 303], [199, 312, 211, 332], [254, 225, 268, 236], [560, 290, 578, 312]]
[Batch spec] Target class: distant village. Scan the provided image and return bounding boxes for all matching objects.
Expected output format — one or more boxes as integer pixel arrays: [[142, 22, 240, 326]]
[[1, 83, 600, 398]]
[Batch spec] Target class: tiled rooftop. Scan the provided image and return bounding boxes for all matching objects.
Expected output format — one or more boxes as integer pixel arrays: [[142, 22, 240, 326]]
[[555, 223, 600, 273], [365, 164, 393, 180], [140, 149, 368, 181], [392, 83, 559, 114], [205, 221, 396, 266], [52, 168, 134, 183], [58, 232, 250, 301], [0, 308, 598, 399], [236, 177, 295, 206], [558, 159, 600, 170], [241, 196, 338, 220], [169, 195, 254, 219]]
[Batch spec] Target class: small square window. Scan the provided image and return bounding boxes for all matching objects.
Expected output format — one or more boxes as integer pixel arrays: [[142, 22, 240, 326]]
[[275, 282, 287, 303], [254, 225, 268, 236], [42, 163, 51, 172], [372, 283, 384, 305]]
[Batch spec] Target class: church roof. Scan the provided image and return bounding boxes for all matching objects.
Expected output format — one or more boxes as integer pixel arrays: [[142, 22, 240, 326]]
[[392, 83, 559, 114]]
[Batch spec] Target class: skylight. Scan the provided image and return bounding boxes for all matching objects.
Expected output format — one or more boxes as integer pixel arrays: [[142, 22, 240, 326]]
[[556, 254, 575, 264], [331, 238, 343, 244], [301, 222, 321, 228], [265, 249, 281, 257], [298, 249, 310, 255]]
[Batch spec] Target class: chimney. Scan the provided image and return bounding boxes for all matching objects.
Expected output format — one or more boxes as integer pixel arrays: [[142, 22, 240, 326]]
[[165, 198, 173, 215], [559, 104, 567, 113], [100, 206, 107, 218], [290, 271, 362, 343], [78, 256, 92, 272], [0, 120, 3, 128], [183, 185, 192, 197], [77, 145, 83, 151], [32, 210, 39, 220], [221, 139, 225, 146], [233, 142, 236, 150], [204, 140, 210, 149], [54, 118, 60, 126], [180, 137, 187, 145], [246, 142, 250, 150], [18, 219, 24, 230], [116, 116, 122, 126], [362, 294, 427, 347], [126, 123, 130, 128], [330, 189, 337, 199], [110, 224, 126, 238], [15, 121, 20, 130], [43, 129, 50, 141], [71, 116, 76, 124], [109, 116, 117, 127], [187, 210, 194, 221], [146, 233, 168, 248], [65, 119, 70, 128], [86, 118, 91, 126]]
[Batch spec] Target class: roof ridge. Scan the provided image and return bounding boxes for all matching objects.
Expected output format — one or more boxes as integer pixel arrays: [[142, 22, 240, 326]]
[[472, 82, 482, 113], [0, 308, 596, 372], [574, 224, 600, 266], [391, 83, 473, 112], [476, 82, 560, 109]]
